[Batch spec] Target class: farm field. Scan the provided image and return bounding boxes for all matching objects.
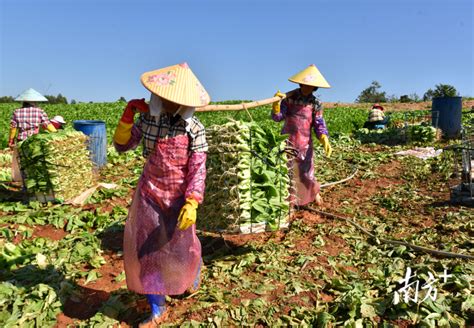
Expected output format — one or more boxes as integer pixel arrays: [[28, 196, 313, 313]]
[[0, 102, 473, 327]]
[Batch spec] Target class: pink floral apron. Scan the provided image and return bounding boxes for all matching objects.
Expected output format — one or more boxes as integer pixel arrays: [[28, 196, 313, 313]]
[[282, 103, 320, 206], [123, 135, 201, 295]]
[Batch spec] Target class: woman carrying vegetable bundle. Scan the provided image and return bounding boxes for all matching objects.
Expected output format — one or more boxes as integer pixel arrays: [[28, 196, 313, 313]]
[[9, 88, 57, 182], [113, 62, 209, 327], [272, 64, 332, 206]]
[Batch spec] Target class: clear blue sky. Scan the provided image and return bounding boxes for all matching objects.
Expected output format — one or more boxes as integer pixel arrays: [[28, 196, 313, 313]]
[[0, 0, 472, 103]]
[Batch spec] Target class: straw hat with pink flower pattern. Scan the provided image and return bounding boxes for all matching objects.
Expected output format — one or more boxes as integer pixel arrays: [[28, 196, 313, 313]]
[[141, 62, 211, 107], [288, 64, 331, 89]]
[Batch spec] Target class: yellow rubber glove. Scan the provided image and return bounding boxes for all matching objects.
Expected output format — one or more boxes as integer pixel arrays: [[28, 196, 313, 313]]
[[272, 90, 286, 114], [113, 121, 134, 145], [319, 134, 332, 157], [9, 127, 17, 147], [46, 124, 57, 133], [177, 198, 198, 230]]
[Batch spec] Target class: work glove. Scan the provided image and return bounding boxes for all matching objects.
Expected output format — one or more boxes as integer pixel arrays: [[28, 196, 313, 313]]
[[319, 134, 332, 157], [46, 124, 57, 133], [114, 99, 149, 145], [272, 90, 285, 114], [8, 127, 17, 148], [177, 198, 198, 230], [121, 98, 149, 124]]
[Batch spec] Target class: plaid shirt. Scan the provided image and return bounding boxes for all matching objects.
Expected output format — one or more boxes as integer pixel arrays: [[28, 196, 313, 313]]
[[368, 108, 385, 122], [138, 112, 208, 157], [284, 90, 323, 112], [10, 107, 51, 141], [273, 90, 329, 138]]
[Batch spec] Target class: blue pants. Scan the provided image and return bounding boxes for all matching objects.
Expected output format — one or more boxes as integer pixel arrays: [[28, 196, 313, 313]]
[[146, 294, 166, 316], [364, 117, 390, 130]]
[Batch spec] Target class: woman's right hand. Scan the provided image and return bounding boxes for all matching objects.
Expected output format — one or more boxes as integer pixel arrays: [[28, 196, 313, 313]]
[[272, 90, 285, 114], [121, 99, 149, 124], [114, 98, 149, 145], [127, 99, 149, 114]]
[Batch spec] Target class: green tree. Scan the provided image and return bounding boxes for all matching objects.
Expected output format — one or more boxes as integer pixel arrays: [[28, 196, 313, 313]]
[[400, 95, 411, 103], [423, 89, 434, 101], [0, 96, 14, 103], [399, 93, 420, 103], [118, 96, 127, 102], [356, 81, 387, 103], [45, 93, 68, 104], [423, 84, 458, 101]]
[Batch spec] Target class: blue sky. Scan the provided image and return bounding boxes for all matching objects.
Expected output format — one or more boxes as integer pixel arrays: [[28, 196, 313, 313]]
[[0, 0, 472, 103]]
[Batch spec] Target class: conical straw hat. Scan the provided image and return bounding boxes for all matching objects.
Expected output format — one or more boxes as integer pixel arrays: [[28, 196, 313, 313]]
[[288, 64, 331, 88], [141, 62, 210, 107], [15, 88, 48, 102]]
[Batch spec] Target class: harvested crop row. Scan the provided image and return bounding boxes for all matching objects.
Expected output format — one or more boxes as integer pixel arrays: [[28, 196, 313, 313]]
[[18, 129, 95, 201], [198, 120, 290, 233], [356, 124, 441, 144]]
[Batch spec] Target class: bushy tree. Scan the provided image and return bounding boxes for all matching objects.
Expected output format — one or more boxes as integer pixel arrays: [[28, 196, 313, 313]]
[[400, 95, 411, 103], [423, 84, 458, 101], [356, 81, 387, 103], [45, 93, 68, 104], [118, 96, 127, 102], [399, 93, 420, 103], [0, 96, 14, 103]]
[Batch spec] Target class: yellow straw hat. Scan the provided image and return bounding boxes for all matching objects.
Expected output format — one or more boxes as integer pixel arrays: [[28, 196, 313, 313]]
[[288, 64, 331, 88], [141, 62, 211, 107]]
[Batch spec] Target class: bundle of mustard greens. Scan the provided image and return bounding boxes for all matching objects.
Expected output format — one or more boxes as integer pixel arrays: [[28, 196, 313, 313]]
[[18, 129, 95, 201], [198, 120, 290, 233]]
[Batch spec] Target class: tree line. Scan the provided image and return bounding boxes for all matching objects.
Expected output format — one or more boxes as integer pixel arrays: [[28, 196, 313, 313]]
[[0, 94, 71, 104], [356, 82, 460, 103], [0, 95, 128, 104], [0, 85, 464, 104]]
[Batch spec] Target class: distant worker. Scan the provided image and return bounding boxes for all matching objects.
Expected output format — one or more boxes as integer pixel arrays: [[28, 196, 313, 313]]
[[8, 88, 57, 182], [8, 88, 57, 148], [272, 64, 332, 206], [50, 115, 66, 129], [364, 103, 390, 130]]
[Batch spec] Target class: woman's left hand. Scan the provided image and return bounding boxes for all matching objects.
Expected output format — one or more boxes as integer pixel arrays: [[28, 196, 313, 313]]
[[319, 134, 332, 157], [177, 198, 198, 230]]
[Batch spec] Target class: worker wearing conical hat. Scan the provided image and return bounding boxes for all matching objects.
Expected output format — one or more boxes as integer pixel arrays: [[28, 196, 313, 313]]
[[9, 88, 57, 182], [272, 64, 332, 206], [9, 88, 57, 148], [113, 62, 209, 327]]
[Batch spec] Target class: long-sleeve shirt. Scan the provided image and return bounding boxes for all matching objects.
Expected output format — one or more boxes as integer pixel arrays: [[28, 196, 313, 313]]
[[114, 112, 208, 203], [368, 108, 385, 122], [272, 91, 328, 139], [10, 107, 51, 141], [115, 112, 208, 157]]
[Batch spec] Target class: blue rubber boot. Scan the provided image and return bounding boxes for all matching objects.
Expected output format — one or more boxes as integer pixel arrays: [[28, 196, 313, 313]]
[[139, 295, 167, 328]]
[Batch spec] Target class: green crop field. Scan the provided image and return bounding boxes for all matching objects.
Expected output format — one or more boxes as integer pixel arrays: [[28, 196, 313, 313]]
[[0, 103, 472, 327]]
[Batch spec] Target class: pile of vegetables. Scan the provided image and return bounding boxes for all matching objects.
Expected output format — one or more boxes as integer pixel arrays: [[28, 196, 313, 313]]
[[355, 124, 440, 145], [18, 129, 95, 202], [406, 124, 440, 142], [198, 120, 290, 233]]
